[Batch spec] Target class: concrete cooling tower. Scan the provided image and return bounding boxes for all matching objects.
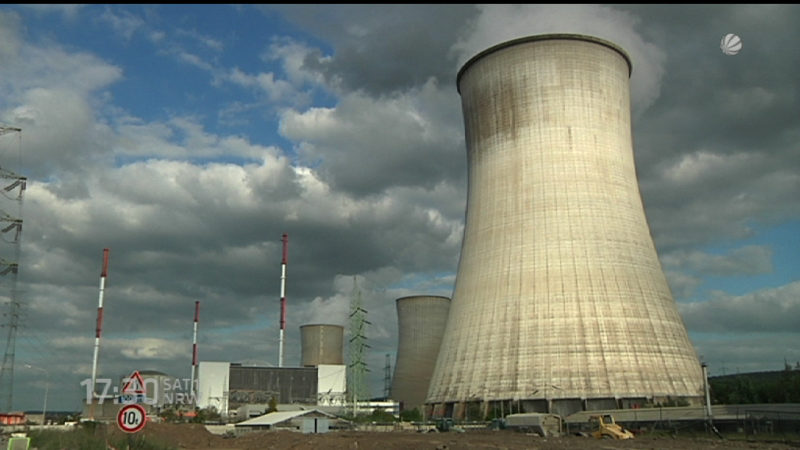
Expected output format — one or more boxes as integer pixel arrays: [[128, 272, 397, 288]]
[[390, 295, 451, 413], [426, 34, 704, 419], [300, 324, 344, 367]]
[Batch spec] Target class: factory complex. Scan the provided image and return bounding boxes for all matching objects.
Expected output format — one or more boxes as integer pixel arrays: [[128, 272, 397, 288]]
[[75, 33, 720, 428]]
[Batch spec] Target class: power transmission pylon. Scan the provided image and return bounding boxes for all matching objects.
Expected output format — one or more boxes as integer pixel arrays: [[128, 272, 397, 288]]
[[348, 276, 370, 416], [0, 126, 25, 412], [384, 353, 391, 400]]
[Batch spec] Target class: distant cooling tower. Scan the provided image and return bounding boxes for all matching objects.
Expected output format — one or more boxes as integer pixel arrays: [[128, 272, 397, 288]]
[[300, 324, 344, 367], [391, 295, 451, 413], [426, 34, 704, 419]]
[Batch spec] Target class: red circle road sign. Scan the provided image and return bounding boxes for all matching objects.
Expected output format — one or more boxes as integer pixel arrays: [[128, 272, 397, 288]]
[[117, 403, 147, 433]]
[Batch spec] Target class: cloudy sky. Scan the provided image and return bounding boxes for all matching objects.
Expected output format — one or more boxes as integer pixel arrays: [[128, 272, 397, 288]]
[[0, 4, 798, 412]]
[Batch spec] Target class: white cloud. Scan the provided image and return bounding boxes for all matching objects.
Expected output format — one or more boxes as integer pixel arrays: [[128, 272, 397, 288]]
[[0, 10, 22, 62], [304, 294, 350, 327], [148, 30, 166, 43], [177, 50, 214, 72], [7, 87, 106, 178], [117, 338, 188, 360], [263, 37, 329, 88], [680, 281, 800, 333], [646, 156, 800, 250], [718, 86, 778, 119], [695, 335, 800, 376], [19, 4, 85, 21], [0, 43, 122, 97], [0, 22, 122, 182], [280, 78, 464, 195], [226, 68, 301, 104], [98, 7, 145, 41], [176, 28, 224, 52], [26, 156, 296, 250], [663, 269, 704, 300], [114, 115, 285, 161], [662, 151, 755, 185], [662, 245, 774, 277]]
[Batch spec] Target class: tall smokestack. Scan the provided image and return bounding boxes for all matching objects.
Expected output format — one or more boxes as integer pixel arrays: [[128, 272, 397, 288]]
[[278, 233, 288, 368], [89, 248, 109, 418], [426, 34, 704, 419], [190, 301, 199, 398]]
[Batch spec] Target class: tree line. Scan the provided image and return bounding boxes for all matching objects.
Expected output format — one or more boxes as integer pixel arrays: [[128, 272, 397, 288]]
[[709, 368, 800, 404]]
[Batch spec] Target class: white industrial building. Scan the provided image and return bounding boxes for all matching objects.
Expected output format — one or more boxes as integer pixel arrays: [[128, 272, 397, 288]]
[[196, 361, 347, 418], [196, 361, 230, 414], [196, 324, 348, 418]]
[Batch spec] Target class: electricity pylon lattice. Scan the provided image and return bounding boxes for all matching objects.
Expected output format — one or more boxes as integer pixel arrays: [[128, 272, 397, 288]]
[[348, 276, 370, 413], [0, 126, 25, 412], [383, 353, 391, 400]]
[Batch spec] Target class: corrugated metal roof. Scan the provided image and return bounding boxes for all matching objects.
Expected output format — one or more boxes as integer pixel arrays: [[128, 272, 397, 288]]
[[235, 409, 336, 427]]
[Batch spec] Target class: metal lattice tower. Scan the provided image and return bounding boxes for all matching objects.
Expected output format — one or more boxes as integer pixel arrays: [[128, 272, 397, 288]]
[[383, 353, 391, 400], [347, 276, 370, 413], [0, 126, 25, 412]]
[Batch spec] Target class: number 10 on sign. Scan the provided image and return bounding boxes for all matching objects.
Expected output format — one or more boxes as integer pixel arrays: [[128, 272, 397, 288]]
[[117, 403, 147, 433]]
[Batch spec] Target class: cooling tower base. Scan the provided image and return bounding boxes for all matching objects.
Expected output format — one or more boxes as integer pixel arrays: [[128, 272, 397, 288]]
[[426, 395, 704, 420]]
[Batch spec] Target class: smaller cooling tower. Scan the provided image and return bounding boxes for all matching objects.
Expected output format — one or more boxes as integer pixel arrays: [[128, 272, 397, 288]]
[[391, 295, 451, 413], [300, 324, 344, 367]]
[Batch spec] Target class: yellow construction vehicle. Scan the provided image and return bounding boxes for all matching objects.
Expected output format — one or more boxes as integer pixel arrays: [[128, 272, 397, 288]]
[[588, 414, 635, 440]]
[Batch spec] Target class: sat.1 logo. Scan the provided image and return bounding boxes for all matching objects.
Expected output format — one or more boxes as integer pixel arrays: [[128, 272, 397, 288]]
[[720, 33, 742, 55]]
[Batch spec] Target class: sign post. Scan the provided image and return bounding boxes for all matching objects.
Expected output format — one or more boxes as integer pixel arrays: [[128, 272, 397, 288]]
[[117, 403, 147, 433]]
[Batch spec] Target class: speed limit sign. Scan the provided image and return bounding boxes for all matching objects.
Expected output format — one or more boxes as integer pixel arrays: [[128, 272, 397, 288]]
[[117, 403, 147, 433]]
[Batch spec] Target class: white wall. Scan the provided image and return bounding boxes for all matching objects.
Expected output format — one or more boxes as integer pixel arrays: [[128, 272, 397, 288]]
[[197, 361, 230, 415], [317, 364, 346, 406]]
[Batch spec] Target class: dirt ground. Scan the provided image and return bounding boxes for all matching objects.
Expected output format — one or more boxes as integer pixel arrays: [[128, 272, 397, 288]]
[[115, 423, 800, 450]]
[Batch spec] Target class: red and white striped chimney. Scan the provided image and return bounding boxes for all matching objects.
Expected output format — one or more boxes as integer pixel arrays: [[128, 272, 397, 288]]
[[278, 233, 288, 367], [190, 300, 199, 397], [90, 248, 110, 404]]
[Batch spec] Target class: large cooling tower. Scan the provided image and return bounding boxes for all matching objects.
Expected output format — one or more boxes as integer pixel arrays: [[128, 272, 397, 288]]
[[300, 324, 344, 367], [426, 34, 704, 419], [391, 295, 451, 413]]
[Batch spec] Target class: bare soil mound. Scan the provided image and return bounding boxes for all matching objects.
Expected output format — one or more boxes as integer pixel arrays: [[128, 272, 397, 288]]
[[118, 424, 800, 450]]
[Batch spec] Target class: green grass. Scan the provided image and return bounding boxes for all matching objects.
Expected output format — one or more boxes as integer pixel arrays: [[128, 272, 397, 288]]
[[28, 423, 175, 450]]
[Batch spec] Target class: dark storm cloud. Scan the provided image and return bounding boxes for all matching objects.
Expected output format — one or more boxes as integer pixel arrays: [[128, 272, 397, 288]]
[[622, 4, 800, 251], [632, 4, 800, 168], [279, 82, 466, 197], [3, 4, 800, 410], [261, 4, 479, 96]]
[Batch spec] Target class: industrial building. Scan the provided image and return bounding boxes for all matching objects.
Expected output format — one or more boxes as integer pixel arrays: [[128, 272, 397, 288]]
[[196, 362, 346, 417], [426, 34, 704, 419], [390, 295, 450, 413], [196, 323, 347, 417], [228, 364, 318, 406], [234, 409, 346, 433]]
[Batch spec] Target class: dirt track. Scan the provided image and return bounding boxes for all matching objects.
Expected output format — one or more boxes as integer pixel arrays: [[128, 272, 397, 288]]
[[115, 424, 800, 450]]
